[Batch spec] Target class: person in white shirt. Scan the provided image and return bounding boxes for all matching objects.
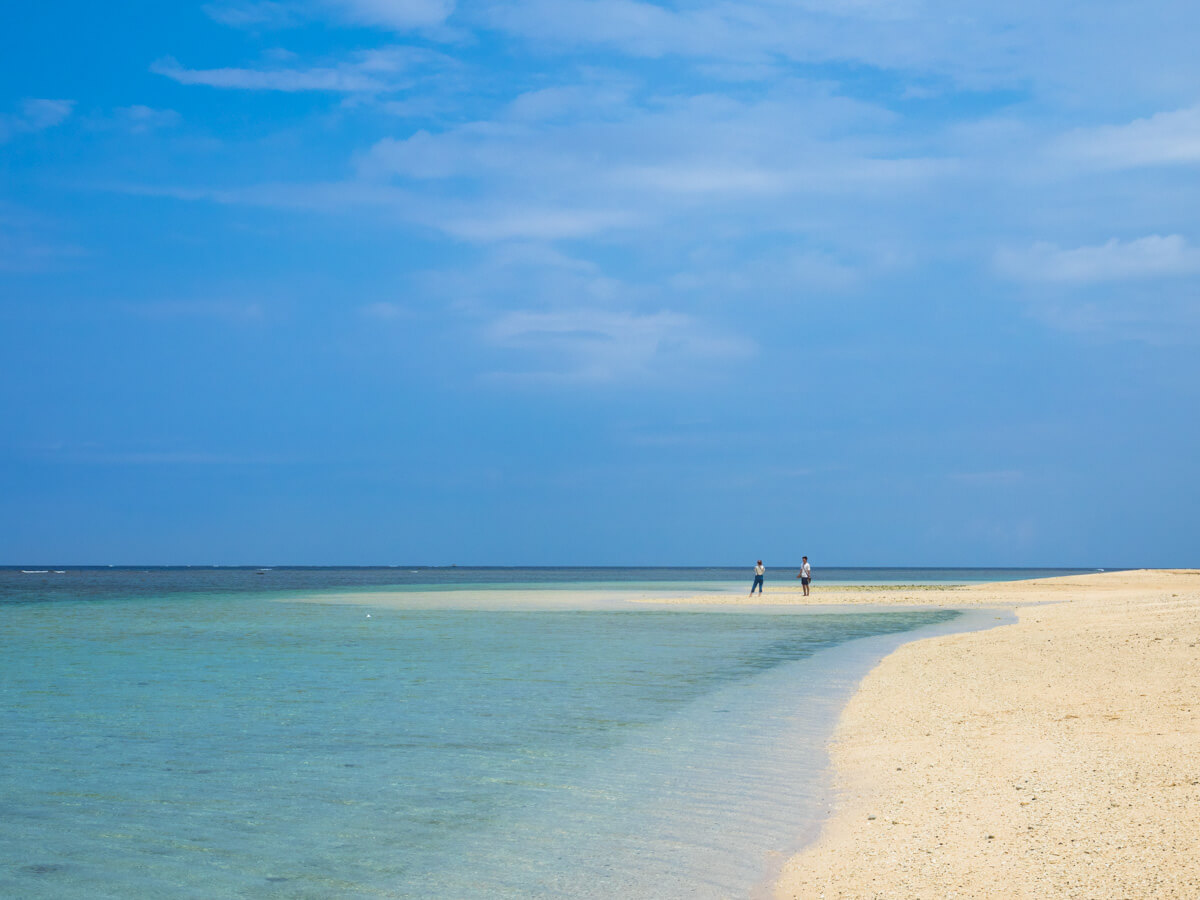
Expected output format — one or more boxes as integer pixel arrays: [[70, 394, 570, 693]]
[[797, 557, 811, 596], [750, 560, 765, 596]]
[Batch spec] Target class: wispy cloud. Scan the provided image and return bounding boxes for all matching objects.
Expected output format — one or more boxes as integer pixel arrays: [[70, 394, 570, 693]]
[[30, 443, 293, 466], [444, 207, 640, 242], [505, 82, 633, 122], [481, 0, 1200, 105], [359, 301, 412, 319], [324, 0, 456, 30], [202, 0, 299, 27], [0, 229, 86, 272], [103, 179, 418, 213], [124, 300, 268, 322], [204, 0, 455, 30], [1030, 290, 1200, 344], [949, 469, 1024, 485], [1052, 104, 1200, 171], [484, 308, 755, 383], [151, 47, 426, 93], [100, 178, 618, 243], [0, 98, 74, 143], [112, 105, 181, 133], [351, 81, 948, 252], [668, 248, 862, 295], [996, 235, 1200, 284]]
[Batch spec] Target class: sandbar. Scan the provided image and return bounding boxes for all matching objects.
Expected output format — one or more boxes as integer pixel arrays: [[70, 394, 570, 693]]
[[764, 569, 1200, 898]]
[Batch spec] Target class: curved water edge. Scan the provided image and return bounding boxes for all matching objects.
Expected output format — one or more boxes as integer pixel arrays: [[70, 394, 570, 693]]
[[0, 565, 1111, 606], [750, 606, 1015, 899], [1, 578, 1013, 899]]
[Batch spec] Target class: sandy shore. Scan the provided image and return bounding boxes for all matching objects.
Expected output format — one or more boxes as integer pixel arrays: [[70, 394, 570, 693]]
[[637, 582, 1008, 607], [282, 570, 1198, 894], [758, 569, 1200, 899]]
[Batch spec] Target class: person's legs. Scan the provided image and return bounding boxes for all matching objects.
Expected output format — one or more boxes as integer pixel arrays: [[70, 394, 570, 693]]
[[752, 574, 763, 594]]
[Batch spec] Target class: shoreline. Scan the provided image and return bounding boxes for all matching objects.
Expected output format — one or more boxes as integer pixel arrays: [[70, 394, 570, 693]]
[[278, 570, 1200, 895], [282, 580, 1033, 612], [760, 569, 1200, 898]]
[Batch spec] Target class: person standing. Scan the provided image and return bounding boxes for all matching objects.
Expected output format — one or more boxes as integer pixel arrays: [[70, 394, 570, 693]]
[[750, 560, 765, 596], [797, 556, 811, 596]]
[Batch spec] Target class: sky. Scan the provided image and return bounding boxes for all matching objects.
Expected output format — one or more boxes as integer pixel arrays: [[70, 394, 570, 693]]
[[2, 1, 1199, 566]]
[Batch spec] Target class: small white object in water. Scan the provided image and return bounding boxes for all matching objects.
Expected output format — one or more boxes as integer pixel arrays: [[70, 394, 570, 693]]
[[366, 614, 371, 618]]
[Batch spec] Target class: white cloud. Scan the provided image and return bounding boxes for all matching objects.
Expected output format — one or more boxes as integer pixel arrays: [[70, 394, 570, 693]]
[[108, 179, 418, 213], [484, 308, 755, 383], [202, 1, 298, 27], [113, 105, 181, 133], [0, 229, 86, 272], [614, 163, 788, 195], [443, 207, 640, 241], [151, 48, 423, 93], [1030, 291, 1200, 344], [323, 0, 455, 30], [506, 82, 632, 122], [358, 84, 939, 207], [0, 98, 74, 143], [472, 0, 964, 73], [204, 0, 454, 29], [125, 300, 267, 322], [111, 175, 638, 244], [949, 470, 1024, 485], [32, 444, 292, 466], [997, 235, 1200, 284], [111, 73, 952, 262], [486, 242, 599, 272], [344, 81, 950, 252], [361, 130, 469, 178], [669, 248, 861, 295], [17, 99, 74, 130], [481, 0, 1200, 106], [1052, 104, 1200, 171], [360, 301, 412, 319]]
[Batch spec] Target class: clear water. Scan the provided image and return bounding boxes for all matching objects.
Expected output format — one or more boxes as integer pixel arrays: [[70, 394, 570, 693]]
[[0, 569, 1024, 898], [0, 564, 1107, 604]]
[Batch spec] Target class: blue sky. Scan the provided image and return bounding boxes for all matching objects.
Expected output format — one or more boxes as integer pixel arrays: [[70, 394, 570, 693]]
[[2, 1, 1198, 566]]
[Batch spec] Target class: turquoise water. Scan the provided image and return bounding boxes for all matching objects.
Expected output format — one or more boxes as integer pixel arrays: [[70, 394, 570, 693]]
[[0, 565, 1105, 604], [0, 571, 1016, 897]]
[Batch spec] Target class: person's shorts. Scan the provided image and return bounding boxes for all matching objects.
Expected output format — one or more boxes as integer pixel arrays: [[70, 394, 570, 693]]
[[801, 577, 810, 586]]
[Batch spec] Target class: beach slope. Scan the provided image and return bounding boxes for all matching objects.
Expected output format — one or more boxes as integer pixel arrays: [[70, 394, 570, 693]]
[[775, 570, 1200, 899]]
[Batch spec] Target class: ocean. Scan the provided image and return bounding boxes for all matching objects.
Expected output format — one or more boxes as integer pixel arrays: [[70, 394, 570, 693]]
[[0, 567, 1094, 898]]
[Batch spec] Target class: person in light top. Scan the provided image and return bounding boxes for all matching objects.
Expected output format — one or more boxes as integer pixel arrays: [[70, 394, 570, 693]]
[[750, 560, 765, 596], [797, 557, 811, 596]]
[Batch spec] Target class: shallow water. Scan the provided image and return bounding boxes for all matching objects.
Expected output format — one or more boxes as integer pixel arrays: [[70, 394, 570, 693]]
[[0, 573, 1015, 898], [0, 564, 1104, 605]]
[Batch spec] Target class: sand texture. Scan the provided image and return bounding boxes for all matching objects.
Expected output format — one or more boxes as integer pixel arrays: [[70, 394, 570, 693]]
[[769, 569, 1200, 899]]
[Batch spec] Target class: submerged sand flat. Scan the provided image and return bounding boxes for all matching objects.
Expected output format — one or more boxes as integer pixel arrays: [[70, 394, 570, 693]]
[[639, 583, 988, 607], [292, 572, 1198, 896], [767, 569, 1200, 899], [285, 587, 718, 610]]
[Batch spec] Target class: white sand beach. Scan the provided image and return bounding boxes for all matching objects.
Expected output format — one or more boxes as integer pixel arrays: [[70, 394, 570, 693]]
[[292, 570, 1200, 896], [762, 570, 1200, 898]]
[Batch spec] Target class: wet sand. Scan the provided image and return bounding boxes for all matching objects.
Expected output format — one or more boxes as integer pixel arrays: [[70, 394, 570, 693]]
[[761, 570, 1200, 899]]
